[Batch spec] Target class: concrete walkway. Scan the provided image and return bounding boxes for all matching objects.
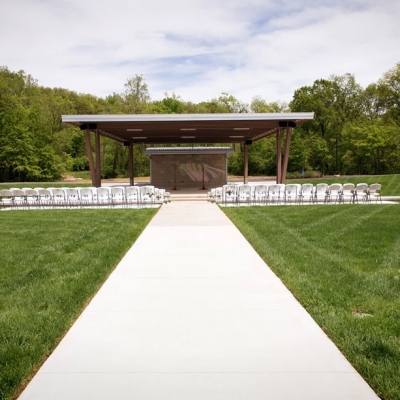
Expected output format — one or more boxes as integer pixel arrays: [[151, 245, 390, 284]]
[[19, 202, 379, 400]]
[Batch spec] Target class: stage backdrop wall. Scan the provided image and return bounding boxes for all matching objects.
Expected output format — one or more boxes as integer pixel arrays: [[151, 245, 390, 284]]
[[144, 147, 233, 190]]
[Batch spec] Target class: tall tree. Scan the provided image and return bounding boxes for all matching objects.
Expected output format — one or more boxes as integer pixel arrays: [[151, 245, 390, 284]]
[[217, 92, 249, 113], [250, 96, 289, 113], [150, 92, 185, 114], [377, 62, 400, 124], [290, 74, 364, 174], [122, 74, 150, 114]]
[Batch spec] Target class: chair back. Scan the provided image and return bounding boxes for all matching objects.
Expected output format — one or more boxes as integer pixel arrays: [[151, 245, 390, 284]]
[[96, 187, 110, 204], [0, 189, 13, 206], [301, 183, 314, 195], [368, 183, 381, 192], [79, 188, 94, 205]]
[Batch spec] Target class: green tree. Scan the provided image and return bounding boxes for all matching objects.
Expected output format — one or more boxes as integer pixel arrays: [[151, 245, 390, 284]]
[[377, 61, 400, 124], [217, 92, 249, 113], [150, 93, 186, 114], [361, 83, 388, 120], [0, 103, 40, 181], [288, 134, 309, 173], [197, 93, 248, 114], [0, 68, 51, 181], [341, 119, 399, 174], [250, 96, 289, 113], [122, 74, 150, 114], [104, 93, 125, 113], [290, 74, 364, 174]]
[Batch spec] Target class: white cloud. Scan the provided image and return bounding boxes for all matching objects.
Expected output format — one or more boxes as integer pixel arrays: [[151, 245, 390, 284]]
[[1, 0, 399, 105]]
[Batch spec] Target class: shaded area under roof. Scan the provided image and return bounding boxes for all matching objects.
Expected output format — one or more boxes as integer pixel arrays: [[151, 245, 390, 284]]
[[144, 147, 234, 155], [62, 113, 314, 144]]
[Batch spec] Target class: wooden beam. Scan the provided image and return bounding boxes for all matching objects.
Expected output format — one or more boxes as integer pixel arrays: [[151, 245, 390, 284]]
[[281, 126, 292, 184], [129, 142, 134, 186], [225, 153, 229, 185], [84, 129, 97, 187], [243, 143, 249, 184], [276, 129, 282, 184], [95, 130, 101, 187]]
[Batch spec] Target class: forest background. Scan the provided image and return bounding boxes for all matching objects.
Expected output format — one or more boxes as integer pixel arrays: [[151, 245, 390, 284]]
[[0, 62, 399, 183]]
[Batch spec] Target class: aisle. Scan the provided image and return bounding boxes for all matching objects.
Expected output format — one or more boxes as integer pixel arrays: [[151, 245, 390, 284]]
[[19, 202, 378, 400]]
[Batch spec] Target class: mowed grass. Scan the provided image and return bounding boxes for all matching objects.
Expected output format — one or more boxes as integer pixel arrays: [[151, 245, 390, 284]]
[[223, 205, 400, 400], [0, 209, 157, 400]]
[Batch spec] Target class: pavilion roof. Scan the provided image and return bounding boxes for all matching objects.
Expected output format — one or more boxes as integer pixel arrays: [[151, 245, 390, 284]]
[[62, 113, 314, 144]]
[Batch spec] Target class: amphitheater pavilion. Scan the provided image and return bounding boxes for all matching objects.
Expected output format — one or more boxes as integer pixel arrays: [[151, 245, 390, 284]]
[[62, 113, 314, 188]]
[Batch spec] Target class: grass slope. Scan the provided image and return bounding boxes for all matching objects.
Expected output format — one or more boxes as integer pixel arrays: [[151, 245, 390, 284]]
[[0, 209, 157, 400], [223, 205, 400, 400]]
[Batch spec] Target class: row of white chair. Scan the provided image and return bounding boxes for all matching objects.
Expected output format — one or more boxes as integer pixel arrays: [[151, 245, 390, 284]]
[[0, 186, 171, 209], [208, 183, 382, 205], [310, 183, 382, 204]]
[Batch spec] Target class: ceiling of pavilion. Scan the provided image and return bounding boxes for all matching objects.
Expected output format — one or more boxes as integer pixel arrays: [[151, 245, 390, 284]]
[[62, 113, 314, 145]]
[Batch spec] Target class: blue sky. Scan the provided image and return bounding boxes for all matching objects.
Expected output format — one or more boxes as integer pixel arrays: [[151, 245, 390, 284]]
[[1, 0, 399, 105]]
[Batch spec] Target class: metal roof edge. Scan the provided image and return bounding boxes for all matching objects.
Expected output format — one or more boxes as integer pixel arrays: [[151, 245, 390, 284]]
[[62, 112, 314, 123]]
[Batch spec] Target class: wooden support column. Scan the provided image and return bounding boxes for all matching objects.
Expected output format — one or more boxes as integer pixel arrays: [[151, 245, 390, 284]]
[[84, 128, 97, 187], [95, 130, 101, 187], [281, 126, 293, 185], [243, 142, 249, 184], [129, 142, 134, 186], [225, 154, 229, 185], [276, 129, 282, 184]]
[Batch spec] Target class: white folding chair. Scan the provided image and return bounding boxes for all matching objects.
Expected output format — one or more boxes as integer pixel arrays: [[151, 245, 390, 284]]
[[37, 189, 52, 208], [79, 188, 94, 207], [355, 183, 368, 203], [299, 183, 314, 204], [207, 189, 215, 202], [24, 189, 39, 208], [368, 183, 382, 203], [237, 185, 252, 205], [111, 187, 126, 207], [11, 189, 27, 209], [51, 188, 66, 208], [267, 184, 281, 204], [87, 187, 98, 203], [96, 187, 110, 207], [253, 185, 268, 205], [340, 183, 355, 204], [327, 183, 342, 204], [0, 189, 13, 208], [314, 183, 329, 204], [126, 186, 140, 207], [214, 187, 223, 203], [222, 184, 237, 205], [140, 186, 155, 206], [65, 188, 80, 208], [155, 188, 166, 204], [284, 184, 300, 204]]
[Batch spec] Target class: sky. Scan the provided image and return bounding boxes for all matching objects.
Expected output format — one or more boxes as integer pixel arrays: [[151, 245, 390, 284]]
[[1, 0, 399, 105]]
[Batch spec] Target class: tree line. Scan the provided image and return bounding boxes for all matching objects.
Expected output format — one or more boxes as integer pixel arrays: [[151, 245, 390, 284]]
[[0, 62, 399, 182]]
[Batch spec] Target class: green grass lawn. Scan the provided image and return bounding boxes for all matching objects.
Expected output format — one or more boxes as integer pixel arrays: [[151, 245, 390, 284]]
[[1, 176, 400, 399], [223, 205, 400, 400], [0, 209, 157, 400]]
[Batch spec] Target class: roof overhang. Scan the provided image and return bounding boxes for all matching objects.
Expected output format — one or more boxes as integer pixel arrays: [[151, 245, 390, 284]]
[[144, 147, 234, 156], [62, 113, 314, 144]]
